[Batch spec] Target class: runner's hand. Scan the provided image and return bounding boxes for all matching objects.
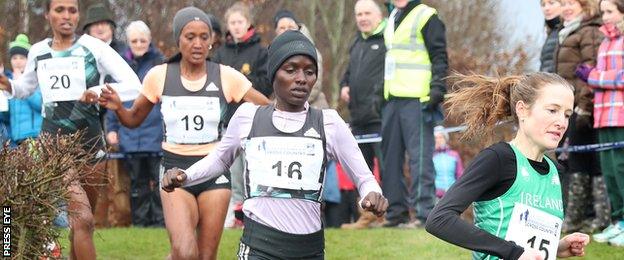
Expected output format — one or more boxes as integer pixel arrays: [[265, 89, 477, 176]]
[[79, 89, 99, 104], [161, 167, 187, 192], [518, 248, 543, 260], [361, 192, 388, 217], [98, 84, 122, 110], [106, 131, 119, 145], [557, 232, 590, 258]]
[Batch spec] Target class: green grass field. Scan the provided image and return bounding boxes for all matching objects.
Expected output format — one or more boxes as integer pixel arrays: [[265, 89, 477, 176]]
[[58, 228, 624, 259]]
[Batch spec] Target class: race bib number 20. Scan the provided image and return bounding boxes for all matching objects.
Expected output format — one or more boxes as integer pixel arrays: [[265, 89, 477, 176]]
[[37, 56, 86, 103], [504, 203, 563, 260]]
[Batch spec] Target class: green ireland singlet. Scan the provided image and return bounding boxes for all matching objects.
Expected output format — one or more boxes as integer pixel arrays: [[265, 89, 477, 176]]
[[472, 144, 563, 260]]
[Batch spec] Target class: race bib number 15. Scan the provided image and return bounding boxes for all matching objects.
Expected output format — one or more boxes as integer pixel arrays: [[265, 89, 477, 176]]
[[37, 56, 86, 103], [505, 203, 563, 260]]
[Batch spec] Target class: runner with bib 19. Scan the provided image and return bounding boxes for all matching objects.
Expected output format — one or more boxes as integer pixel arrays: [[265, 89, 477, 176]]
[[425, 73, 590, 260], [98, 7, 269, 260]]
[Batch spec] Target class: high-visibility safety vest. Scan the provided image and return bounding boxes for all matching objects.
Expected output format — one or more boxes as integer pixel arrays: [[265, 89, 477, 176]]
[[384, 4, 436, 100]]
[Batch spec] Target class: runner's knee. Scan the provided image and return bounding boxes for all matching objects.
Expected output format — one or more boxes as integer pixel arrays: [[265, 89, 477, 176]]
[[171, 240, 198, 260], [71, 210, 95, 234]]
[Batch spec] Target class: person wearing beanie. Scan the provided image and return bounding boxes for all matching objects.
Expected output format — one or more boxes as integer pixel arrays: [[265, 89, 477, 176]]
[[6, 34, 43, 145], [83, 3, 127, 56], [162, 30, 387, 259], [207, 13, 224, 52], [0, 0, 141, 258], [274, 9, 300, 35], [98, 6, 269, 259], [274, 9, 329, 110], [8, 34, 30, 59]]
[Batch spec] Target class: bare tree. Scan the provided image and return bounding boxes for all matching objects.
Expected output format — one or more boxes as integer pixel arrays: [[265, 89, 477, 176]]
[[426, 0, 529, 162], [0, 0, 530, 116]]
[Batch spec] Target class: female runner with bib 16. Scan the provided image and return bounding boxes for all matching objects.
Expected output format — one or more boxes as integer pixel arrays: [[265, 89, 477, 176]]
[[160, 30, 388, 260], [425, 73, 590, 260]]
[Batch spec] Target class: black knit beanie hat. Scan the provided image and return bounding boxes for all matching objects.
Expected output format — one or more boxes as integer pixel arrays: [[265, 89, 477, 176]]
[[267, 30, 317, 83], [207, 13, 222, 35], [172, 7, 212, 46], [273, 9, 299, 29]]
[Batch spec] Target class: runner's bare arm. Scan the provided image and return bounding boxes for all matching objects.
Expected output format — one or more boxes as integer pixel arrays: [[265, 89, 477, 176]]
[[241, 87, 270, 105], [99, 84, 154, 128]]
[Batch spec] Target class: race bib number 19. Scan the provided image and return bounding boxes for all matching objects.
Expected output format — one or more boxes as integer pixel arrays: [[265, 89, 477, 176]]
[[161, 96, 220, 144], [504, 203, 562, 260], [37, 56, 86, 103]]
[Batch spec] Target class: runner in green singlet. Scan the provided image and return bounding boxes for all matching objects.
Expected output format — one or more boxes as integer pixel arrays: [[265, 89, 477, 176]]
[[425, 73, 590, 260]]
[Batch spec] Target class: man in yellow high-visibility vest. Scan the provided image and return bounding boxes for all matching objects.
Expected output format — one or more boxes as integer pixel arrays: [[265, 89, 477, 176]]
[[381, 0, 448, 228]]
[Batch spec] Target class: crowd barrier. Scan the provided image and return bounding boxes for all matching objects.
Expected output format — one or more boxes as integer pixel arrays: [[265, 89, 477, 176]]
[[353, 126, 624, 153]]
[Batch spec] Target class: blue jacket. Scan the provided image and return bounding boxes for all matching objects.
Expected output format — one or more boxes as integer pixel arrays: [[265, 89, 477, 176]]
[[123, 44, 164, 81], [106, 45, 164, 153], [9, 89, 42, 143], [5, 70, 43, 143]]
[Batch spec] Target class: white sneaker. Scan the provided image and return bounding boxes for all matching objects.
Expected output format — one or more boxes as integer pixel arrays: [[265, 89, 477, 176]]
[[593, 224, 624, 243]]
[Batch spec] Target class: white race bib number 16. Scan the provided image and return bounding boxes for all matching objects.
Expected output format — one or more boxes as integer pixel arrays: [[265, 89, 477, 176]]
[[37, 56, 86, 103], [505, 203, 562, 260], [245, 136, 324, 199]]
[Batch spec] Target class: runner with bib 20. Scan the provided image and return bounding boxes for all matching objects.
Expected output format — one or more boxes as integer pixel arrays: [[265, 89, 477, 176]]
[[425, 73, 590, 260], [160, 30, 388, 260], [98, 7, 269, 259], [0, 0, 141, 259]]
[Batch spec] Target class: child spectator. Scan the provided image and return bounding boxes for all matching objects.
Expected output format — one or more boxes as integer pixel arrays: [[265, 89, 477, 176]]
[[433, 126, 463, 198]]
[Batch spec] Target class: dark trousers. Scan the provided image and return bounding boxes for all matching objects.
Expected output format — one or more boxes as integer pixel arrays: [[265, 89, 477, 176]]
[[381, 99, 435, 222], [324, 190, 359, 227], [599, 127, 624, 220], [123, 153, 164, 227]]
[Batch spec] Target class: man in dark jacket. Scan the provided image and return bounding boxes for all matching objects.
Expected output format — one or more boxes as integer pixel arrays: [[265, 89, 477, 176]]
[[339, 0, 386, 229]]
